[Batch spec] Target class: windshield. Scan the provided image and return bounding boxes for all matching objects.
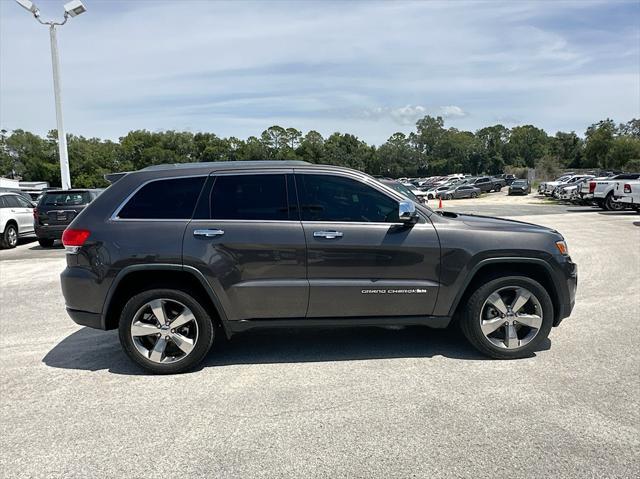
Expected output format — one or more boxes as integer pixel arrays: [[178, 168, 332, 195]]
[[386, 182, 419, 201], [41, 191, 91, 207]]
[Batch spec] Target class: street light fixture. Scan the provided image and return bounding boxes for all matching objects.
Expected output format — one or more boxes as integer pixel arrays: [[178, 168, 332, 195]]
[[14, 0, 88, 190]]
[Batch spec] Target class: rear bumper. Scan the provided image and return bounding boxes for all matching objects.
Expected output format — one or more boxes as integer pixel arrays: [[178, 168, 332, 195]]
[[35, 225, 66, 240], [613, 196, 634, 204], [66, 308, 105, 329], [61, 266, 109, 329]]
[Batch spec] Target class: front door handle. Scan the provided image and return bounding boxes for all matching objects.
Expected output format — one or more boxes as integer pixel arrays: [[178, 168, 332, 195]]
[[313, 230, 343, 239], [193, 229, 225, 238]]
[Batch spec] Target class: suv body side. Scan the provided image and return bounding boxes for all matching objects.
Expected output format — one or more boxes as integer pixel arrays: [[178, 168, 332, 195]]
[[61, 162, 576, 338], [0, 193, 34, 235]]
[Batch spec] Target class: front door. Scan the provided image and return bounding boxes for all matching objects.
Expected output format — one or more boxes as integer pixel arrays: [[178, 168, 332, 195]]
[[183, 170, 308, 322], [295, 171, 440, 318]]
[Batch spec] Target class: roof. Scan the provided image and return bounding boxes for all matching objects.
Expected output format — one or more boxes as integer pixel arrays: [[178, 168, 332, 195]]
[[141, 160, 311, 172]]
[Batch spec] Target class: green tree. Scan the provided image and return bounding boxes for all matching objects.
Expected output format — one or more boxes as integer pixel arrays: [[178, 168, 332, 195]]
[[297, 130, 324, 163], [376, 132, 420, 177], [608, 136, 640, 170], [504, 125, 549, 167], [550, 131, 583, 168], [584, 119, 617, 168]]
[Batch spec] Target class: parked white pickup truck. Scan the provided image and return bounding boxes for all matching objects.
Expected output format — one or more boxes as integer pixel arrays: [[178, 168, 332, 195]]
[[581, 173, 640, 210], [613, 180, 640, 212]]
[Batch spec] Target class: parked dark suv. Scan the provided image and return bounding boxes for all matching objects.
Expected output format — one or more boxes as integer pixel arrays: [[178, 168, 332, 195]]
[[60, 161, 577, 374], [35, 189, 102, 247]]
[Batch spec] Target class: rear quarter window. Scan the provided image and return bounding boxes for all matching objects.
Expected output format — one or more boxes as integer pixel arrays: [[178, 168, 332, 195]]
[[117, 176, 206, 219]]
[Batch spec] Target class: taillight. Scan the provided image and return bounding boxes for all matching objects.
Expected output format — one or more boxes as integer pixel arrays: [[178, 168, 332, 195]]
[[33, 207, 38, 221], [588, 182, 596, 193], [624, 184, 632, 194], [62, 228, 90, 253]]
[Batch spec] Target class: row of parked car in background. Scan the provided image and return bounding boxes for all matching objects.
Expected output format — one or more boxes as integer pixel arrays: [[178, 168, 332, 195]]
[[380, 173, 525, 203], [537, 172, 640, 212], [0, 188, 102, 249]]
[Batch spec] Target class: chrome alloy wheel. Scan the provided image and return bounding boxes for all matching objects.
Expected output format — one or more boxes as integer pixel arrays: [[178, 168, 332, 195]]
[[480, 286, 543, 349], [7, 226, 17, 247], [130, 299, 199, 364]]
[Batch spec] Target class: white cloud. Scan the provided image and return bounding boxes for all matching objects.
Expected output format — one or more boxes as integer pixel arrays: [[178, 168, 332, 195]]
[[0, 0, 637, 144], [439, 106, 467, 118]]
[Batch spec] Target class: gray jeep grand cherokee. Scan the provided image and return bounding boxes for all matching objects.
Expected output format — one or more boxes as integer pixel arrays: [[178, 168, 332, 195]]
[[60, 161, 577, 374]]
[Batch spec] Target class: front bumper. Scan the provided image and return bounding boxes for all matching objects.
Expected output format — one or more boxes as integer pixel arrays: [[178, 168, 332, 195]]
[[554, 256, 578, 326]]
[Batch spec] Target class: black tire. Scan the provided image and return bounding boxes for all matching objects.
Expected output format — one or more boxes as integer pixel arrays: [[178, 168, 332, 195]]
[[459, 276, 554, 359], [604, 193, 625, 211], [118, 288, 215, 374], [0, 223, 18, 249], [494, 186, 502, 192], [445, 194, 452, 200], [38, 238, 55, 248], [471, 192, 479, 198]]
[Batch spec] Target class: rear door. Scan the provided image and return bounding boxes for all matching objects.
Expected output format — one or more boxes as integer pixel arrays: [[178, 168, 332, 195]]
[[457, 186, 471, 198], [295, 170, 440, 318], [13, 195, 34, 233], [183, 170, 308, 321]]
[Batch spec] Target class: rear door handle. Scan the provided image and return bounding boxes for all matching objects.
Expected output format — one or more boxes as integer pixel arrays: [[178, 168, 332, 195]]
[[313, 230, 343, 239], [193, 229, 224, 238]]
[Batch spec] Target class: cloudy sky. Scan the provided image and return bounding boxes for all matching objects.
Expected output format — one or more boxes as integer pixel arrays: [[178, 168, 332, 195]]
[[1, 0, 639, 145]]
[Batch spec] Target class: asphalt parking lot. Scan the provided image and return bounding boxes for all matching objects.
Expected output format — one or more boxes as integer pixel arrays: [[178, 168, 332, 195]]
[[1, 193, 639, 478]]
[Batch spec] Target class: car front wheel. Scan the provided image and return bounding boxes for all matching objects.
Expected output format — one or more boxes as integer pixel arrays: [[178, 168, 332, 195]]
[[118, 289, 215, 374], [460, 276, 554, 359]]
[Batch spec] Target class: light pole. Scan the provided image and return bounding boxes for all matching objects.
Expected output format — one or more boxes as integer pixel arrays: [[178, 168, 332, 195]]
[[15, 0, 87, 190]]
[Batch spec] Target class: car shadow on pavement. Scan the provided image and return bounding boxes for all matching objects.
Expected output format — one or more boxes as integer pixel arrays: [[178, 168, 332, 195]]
[[43, 326, 551, 375], [29, 243, 64, 251]]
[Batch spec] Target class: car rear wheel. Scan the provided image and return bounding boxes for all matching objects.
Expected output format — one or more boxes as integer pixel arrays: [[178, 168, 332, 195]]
[[605, 193, 625, 211], [0, 223, 18, 249], [471, 192, 479, 198], [118, 289, 215, 374], [38, 238, 55, 248], [460, 276, 553, 359]]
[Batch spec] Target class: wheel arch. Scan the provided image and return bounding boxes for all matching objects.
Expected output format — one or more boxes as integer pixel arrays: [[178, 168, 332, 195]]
[[4, 219, 18, 233], [102, 265, 231, 338], [449, 258, 561, 326]]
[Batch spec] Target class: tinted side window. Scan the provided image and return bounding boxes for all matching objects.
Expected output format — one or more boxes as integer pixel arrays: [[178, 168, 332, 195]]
[[4, 196, 20, 208], [296, 174, 399, 223], [0, 197, 7, 208], [210, 174, 289, 220], [15, 196, 32, 207], [118, 177, 205, 219]]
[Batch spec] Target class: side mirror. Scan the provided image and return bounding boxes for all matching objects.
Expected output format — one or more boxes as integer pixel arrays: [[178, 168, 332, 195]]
[[399, 200, 418, 224]]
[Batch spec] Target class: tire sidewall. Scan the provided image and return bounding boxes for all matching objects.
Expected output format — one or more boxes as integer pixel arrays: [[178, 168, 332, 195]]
[[2, 224, 18, 249], [118, 288, 214, 374], [461, 276, 554, 359]]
